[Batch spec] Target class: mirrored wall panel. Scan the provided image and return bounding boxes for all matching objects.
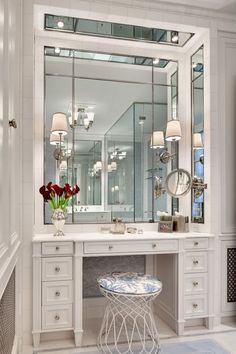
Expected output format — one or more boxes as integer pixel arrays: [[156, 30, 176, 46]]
[[191, 46, 204, 223], [44, 47, 178, 223]]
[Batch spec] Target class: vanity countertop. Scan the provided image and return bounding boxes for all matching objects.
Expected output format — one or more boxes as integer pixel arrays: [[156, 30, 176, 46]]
[[33, 231, 214, 242]]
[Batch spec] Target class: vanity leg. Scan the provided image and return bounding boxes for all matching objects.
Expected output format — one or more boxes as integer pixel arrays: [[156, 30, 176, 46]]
[[176, 321, 185, 336], [74, 330, 83, 347], [206, 316, 214, 330], [32, 332, 40, 347]]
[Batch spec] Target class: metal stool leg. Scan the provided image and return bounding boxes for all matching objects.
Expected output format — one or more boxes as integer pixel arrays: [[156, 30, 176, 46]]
[[97, 288, 161, 354]]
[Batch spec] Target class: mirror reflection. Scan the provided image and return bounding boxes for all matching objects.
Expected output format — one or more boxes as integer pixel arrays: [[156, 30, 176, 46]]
[[191, 46, 204, 223], [44, 48, 179, 223]]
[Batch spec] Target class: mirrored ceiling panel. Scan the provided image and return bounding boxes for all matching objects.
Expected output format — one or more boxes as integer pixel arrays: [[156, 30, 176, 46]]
[[44, 14, 194, 47], [44, 47, 170, 69]]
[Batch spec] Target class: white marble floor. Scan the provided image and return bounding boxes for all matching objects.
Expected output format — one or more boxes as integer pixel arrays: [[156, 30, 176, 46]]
[[22, 319, 236, 354]]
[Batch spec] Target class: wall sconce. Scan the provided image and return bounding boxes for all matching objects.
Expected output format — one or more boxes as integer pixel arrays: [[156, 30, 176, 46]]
[[108, 164, 112, 172], [165, 119, 182, 142], [51, 112, 68, 162], [193, 133, 203, 149], [60, 160, 67, 171], [150, 131, 165, 149]]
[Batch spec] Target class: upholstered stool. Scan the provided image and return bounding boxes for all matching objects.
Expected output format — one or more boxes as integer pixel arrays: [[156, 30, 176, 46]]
[[97, 272, 162, 354]]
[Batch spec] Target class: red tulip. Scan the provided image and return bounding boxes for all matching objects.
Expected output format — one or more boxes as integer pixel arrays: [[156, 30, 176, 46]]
[[39, 186, 52, 201], [73, 185, 80, 195], [51, 184, 63, 196]]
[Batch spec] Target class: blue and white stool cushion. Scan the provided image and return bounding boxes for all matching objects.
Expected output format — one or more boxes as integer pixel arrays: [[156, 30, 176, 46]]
[[97, 272, 162, 295]]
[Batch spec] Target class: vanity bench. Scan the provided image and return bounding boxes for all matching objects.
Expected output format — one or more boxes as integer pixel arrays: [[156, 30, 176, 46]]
[[32, 232, 215, 348]]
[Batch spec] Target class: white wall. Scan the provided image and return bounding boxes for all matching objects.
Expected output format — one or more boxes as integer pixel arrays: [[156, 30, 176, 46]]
[[20, 0, 236, 352], [0, 0, 23, 351]]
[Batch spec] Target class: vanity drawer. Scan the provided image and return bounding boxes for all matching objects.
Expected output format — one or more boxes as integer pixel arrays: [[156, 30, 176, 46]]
[[184, 252, 208, 273], [42, 304, 72, 330], [42, 242, 73, 255], [184, 273, 207, 295], [42, 257, 72, 281], [184, 238, 208, 250], [42, 280, 72, 306], [83, 240, 178, 255], [184, 295, 208, 318]]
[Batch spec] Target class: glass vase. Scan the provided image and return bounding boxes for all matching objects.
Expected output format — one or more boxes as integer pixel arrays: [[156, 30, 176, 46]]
[[51, 208, 66, 236]]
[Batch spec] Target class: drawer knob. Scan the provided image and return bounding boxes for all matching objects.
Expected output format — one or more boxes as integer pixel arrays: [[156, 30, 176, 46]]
[[152, 244, 157, 249], [192, 303, 198, 309], [108, 245, 113, 250], [55, 291, 61, 297], [194, 242, 199, 246], [55, 266, 61, 272], [54, 314, 60, 321], [193, 281, 199, 287], [55, 246, 60, 251], [193, 260, 199, 265]]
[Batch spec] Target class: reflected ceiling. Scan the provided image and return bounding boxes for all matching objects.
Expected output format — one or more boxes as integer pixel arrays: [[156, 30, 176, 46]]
[[44, 14, 194, 47], [44, 47, 170, 68]]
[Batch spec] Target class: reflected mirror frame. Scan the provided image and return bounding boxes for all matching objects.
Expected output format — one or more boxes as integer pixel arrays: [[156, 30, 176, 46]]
[[165, 168, 192, 198], [191, 45, 204, 224]]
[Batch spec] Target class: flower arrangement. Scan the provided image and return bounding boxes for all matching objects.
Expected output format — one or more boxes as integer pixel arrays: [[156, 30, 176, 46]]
[[39, 182, 80, 211]]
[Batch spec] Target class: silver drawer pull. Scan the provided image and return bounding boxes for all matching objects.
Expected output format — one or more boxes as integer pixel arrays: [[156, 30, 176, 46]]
[[55, 266, 61, 272], [152, 244, 157, 248], [193, 281, 199, 287], [55, 291, 61, 297], [192, 303, 198, 309], [108, 245, 113, 250], [194, 241, 199, 246], [55, 246, 60, 251], [54, 314, 60, 321], [193, 260, 199, 265]]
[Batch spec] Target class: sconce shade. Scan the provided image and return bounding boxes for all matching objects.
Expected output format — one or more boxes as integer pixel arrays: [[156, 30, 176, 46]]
[[87, 112, 95, 122], [108, 164, 112, 172], [193, 133, 203, 149], [51, 112, 68, 136], [60, 160, 67, 171], [111, 161, 117, 171], [50, 133, 64, 145], [96, 161, 102, 170], [150, 131, 165, 149], [165, 120, 182, 142]]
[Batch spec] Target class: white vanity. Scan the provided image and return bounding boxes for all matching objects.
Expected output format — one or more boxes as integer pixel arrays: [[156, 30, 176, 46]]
[[32, 231, 215, 348]]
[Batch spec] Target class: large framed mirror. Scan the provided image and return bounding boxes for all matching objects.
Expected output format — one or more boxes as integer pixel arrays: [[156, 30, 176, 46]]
[[44, 47, 178, 223], [191, 45, 204, 223]]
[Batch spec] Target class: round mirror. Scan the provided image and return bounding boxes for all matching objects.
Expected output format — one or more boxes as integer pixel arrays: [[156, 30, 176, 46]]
[[165, 168, 192, 198]]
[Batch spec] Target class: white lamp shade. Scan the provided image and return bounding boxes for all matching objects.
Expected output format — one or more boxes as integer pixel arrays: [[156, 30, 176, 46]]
[[111, 161, 117, 171], [51, 112, 68, 136], [87, 112, 95, 122], [84, 118, 90, 128], [60, 160, 67, 171], [108, 164, 112, 172], [96, 161, 102, 170], [193, 133, 203, 149], [114, 185, 119, 191], [165, 120, 182, 142], [150, 131, 165, 149], [50, 133, 64, 145]]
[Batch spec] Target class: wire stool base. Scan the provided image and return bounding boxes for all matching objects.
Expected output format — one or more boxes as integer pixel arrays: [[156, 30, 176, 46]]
[[97, 288, 161, 354]]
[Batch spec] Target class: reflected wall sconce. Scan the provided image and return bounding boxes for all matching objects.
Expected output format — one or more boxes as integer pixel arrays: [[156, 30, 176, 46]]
[[193, 133, 203, 149], [150, 131, 165, 149], [171, 31, 179, 43], [111, 162, 117, 171], [165, 119, 182, 142], [68, 107, 95, 131]]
